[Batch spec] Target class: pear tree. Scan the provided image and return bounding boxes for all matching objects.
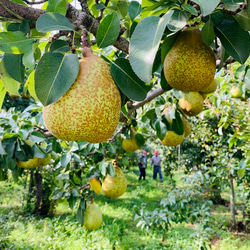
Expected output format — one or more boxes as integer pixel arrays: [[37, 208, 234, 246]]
[[0, 0, 249, 225]]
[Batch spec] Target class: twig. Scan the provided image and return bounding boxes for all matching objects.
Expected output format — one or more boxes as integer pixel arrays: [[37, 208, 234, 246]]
[[22, 0, 47, 4]]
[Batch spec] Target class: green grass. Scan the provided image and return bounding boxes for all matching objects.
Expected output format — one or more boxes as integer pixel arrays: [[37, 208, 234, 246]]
[[0, 167, 249, 250]]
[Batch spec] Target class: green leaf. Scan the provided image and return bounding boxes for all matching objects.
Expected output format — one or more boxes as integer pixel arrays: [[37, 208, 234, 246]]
[[107, 161, 116, 177], [234, 3, 250, 31], [60, 153, 71, 168], [36, 12, 74, 32], [135, 133, 145, 147], [110, 58, 150, 101], [50, 40, 71, 53], [160, 69, 172, 91], [0, 140, 7, 155], [0, 60, 20, 97], [3, 53, 25, 83], [76, 202, 85, 226], [161, 32, 179, 63], [172, 111, 184, 135], [214, 19, 250, 64], [192, 0, 220, 16], [130, 11, 173, 84], [99, 160, 107, 176], [129, 1, 142, 21], [0, 31, 34, 54], [167, 10, 188, 32], [201, 17, 216, 46], [46, 0, 67, 16], [155, 120, 167, 141], [32, 144, 48, 158], [73, 174, 81, 185], [35, 52, 79, 106], [97, 12, 120, 48], [29, 131, 45, 144], [181, 4, 198, 16], [0, 80, 7, 109]]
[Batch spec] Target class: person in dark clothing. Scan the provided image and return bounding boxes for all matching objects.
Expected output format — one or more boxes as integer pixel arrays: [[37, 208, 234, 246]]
[[138, 150, 147, 180], [150, 151, 163, 182]]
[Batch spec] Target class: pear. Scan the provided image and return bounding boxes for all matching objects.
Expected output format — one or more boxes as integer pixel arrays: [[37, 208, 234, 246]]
[[43, 53, 121, 143], [17, 155, 51, 169], [102, 166, 127, 198], [163, 28, 216, 92], [122, 137, 140, 152], [84, 201, 102, 230], [182, 117, 191, 138], [230, 86, 242, 98], [179, 92, 204, 116], [161, 130, 184, 147], [200, 79, 218, 94]]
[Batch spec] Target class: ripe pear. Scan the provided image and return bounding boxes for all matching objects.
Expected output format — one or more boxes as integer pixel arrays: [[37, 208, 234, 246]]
[[122, 137, 140, 152], [230, 86, 242, 98], [163, 28, 216, 92], [179, 92, 204, 116], [102, 166, 127, 198], [200, 79, 218, 94], [17, 155, 51, 169], [43, 53, 121, 143], [161, 130, 184, 147], [182, 117, 191, 138], [84, 201, 102, 230]]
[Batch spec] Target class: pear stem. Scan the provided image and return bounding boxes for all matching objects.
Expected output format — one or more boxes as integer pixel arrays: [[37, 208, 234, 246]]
[[81, 28, 93, 57]]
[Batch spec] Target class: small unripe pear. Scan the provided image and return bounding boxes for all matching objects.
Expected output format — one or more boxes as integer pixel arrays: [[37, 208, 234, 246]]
[[43, 54, 121, 143], [161, 130, 184, 146], [164, 28, 216, 92], [179, 92, 204, 116], [182, 117, 191, 138], [102, 166, 127, 198], [84, 201, 102, 230], [122, 137, 140, 152], [17, 155, 51, 169], [230, 86, 242, 98], [200, 79, 218, 94]]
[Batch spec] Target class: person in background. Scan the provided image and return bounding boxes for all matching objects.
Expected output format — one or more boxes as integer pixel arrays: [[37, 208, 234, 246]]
[[138, 150, 147, 180], [150, 151, 163, 182]]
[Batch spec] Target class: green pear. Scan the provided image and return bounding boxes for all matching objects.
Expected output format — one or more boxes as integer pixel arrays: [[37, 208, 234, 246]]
[[102, 166, 127, 198], [84, 201, 102, 230], [43, 53, 121, 143], [200, 79, 218, 94], [122, 137, 140, 152], [161, 130, 184, 147], [17, 155, 51, 169], [179, 92, 204, 116], [164, 28, 216, 92], [230, 86, 242, 98]]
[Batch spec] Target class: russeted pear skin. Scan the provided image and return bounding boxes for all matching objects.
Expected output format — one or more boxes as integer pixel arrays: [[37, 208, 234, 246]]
[[84, 201, 102, 230], [122, 137, 140, 152], [164, 28, 216, 92], [179, 92, 204, 116], [102, 166, 127, 198], [43, 55, 121, 143]]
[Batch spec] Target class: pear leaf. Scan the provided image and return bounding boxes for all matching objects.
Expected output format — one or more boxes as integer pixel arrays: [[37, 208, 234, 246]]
[[97, 12, 120, 48], [192, 0, 220, 16], [172, 111, 184, 135], [129, 11, 173, 84], [167, 10, 188, 32], [0, 80, 7, 109], [201, 17, 216, 46], [234, 3, 250, 31], [36, 12, 74, 32], [129, 1, 142, 21], [215, 19, 250, 64], [155, 120, 167, 141], [3, 53, 25, 83], [0, 31, 34, 54], [35, 52, 79, 106], [46, 0, 67, 16], [110, 58, 150, 101], [0, 60, 20, 97]]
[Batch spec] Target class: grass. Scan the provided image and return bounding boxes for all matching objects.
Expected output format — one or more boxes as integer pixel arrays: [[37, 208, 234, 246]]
[[0, 167, 249, 250]]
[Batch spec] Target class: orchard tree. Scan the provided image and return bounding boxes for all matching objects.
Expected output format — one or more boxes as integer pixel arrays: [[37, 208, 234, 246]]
[[0, 0, 249, 226]]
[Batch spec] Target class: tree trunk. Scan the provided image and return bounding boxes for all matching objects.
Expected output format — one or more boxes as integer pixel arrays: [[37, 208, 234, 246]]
[[230, 178, 236, 229]]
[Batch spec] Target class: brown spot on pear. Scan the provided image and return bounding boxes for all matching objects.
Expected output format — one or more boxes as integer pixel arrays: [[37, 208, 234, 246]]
[[43, 55, 121, 143], [102, 166, 127, 198], [83, 201, 102, 230], [164, 28, 216, 92]]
